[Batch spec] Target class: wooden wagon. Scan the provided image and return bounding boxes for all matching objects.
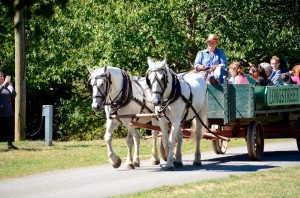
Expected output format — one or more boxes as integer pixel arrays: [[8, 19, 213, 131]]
[[207, 82, 300, 160]]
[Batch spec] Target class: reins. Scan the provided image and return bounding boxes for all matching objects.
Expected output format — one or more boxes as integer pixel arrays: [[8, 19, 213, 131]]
[[181, 93, 230, 142]]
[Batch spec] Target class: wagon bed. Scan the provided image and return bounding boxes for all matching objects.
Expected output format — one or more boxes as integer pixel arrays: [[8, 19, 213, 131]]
[[208, 82, 300, 160]]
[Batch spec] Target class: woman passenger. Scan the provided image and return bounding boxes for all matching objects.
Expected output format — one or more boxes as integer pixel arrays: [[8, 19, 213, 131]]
[[291, 65, 300, 84], [249, 64, 268, 86], [281, 73, 293, 85], [229, 62, 249, 84]]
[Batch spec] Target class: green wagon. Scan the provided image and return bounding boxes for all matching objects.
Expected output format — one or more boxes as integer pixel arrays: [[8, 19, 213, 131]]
[[207, 81, 300, 160]]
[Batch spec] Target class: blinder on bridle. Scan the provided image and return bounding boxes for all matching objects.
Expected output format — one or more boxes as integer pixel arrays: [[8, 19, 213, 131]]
[[90, 73, 112, 102], [146, 68, 168, 96]]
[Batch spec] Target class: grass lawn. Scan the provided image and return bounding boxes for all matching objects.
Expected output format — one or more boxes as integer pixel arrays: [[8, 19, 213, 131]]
[[115, 166, 300, 198]]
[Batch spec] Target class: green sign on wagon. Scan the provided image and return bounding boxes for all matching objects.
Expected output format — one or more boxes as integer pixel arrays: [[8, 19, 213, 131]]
[[266, 85, 300, 106]]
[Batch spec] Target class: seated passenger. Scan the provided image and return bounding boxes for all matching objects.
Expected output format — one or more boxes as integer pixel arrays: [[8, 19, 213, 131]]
[[260, 62, 283, 85], [281, 73, 293, 85], [193, 34, 228, 84], [249, 64, 268, 86], [229, 62, 249, 84], [291, 65, 300, 84], [270, 55, 287, 74]]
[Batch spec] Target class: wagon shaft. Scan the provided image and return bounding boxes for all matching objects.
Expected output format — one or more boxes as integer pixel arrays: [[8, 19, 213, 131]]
[[110, 113, 158, 119], [129, 121, 160, 131], [129, 121, 225, 140]]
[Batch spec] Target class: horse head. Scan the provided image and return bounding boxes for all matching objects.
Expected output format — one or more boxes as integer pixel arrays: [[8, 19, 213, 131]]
[[88, 66, 111, 112], [146, 57, 169, 108]]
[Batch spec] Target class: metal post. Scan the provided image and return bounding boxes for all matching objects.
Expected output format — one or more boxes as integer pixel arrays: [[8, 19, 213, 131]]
[[42, 105, 53, 146]]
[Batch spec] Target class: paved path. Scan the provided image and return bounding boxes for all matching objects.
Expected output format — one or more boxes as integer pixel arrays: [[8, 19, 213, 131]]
[[0, 141, 299, 198]]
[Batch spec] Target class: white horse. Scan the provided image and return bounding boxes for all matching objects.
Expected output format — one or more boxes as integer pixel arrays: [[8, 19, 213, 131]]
[[146, 57, 208, 171], [88, 66, 160, 169]]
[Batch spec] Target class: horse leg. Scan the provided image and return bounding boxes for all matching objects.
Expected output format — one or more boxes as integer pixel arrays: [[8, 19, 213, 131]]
[[150, 130, 160, 165], [105, 119, 122, 168], [159, 119, 169, 162], [192, 117, 204, 166], [163, 121, 181, 171], [123, 126, 140, 169], [124, 130, 135, 169], [193, 98, 208, 166], [173, 128, 183, 168], [132, 129, 141, 167]]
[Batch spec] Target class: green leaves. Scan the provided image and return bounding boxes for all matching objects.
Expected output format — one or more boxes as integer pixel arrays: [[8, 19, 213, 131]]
[[1, 0, 300, 140]]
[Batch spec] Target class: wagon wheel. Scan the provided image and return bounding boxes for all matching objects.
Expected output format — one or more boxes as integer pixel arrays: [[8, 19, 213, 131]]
[[212, 138, 228, 154], [211, 124, 228, 154], [246, 121, 264, 161], [297, 139, 300, 152]]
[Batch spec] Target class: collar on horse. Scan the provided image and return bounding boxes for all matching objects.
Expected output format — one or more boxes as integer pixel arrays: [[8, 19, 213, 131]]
[[109, 70, 133, 114], [164, 69, 182, 106]]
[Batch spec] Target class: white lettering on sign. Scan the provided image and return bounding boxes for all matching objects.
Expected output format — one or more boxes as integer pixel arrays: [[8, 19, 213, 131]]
[[267, 87, 300, 106]]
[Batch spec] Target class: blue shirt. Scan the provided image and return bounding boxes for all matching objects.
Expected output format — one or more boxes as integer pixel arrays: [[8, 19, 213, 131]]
[[268, 70, 283, 86], [194, 48, 228, 83], [194, 48, 227, 70]]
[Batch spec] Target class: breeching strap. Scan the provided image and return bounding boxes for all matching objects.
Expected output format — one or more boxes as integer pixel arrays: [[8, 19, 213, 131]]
[[181, 94, 230, 142]]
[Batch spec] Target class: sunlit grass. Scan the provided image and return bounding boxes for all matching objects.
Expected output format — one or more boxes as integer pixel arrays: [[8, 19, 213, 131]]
[[115, 166, 300, 198]]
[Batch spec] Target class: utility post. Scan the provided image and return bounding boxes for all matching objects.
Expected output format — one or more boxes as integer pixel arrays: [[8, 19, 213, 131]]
[[14, 0, 26, 140]]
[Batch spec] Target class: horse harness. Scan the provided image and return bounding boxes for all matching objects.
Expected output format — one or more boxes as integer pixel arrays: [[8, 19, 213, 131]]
[[92, 70, 154, 121], [146, 68, 193, 123]]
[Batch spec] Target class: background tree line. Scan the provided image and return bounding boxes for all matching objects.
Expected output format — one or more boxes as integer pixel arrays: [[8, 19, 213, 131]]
[[0, 0, 299, 140]]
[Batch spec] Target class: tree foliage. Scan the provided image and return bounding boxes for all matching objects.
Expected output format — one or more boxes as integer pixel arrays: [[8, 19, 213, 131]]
[[0, 0, 300, 140]]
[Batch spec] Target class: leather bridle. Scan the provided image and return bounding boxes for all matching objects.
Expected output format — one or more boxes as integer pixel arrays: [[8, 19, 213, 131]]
[[146, 68, 169, 97], [91, 73, 112, 104]]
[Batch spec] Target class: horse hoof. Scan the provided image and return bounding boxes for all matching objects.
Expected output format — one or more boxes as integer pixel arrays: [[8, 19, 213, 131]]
[[173, 161, 183, 168], [162, 166, 175, 171], [150, 159, 160, 165], [112, 157, 122, 168], [125, 163, 135, 170], [193, 161, 202, 166], [134, 161, 140, 167]]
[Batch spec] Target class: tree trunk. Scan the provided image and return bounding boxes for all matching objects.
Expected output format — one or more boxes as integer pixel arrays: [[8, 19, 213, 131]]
[[14, 0, 26, 141]]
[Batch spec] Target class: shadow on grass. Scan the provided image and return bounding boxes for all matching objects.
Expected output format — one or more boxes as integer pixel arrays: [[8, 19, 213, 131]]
[[63, 144, 91, 148], [0, 147, 42, 152], [19, 148, 43, 151]]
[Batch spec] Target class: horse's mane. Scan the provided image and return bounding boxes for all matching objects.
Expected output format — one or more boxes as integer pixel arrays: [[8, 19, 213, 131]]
[[93, 66, 122, 76]]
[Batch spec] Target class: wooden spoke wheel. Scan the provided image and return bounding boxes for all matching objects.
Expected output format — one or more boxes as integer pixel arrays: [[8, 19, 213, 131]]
[[212, 138, 228, 154], [297, 139, 300, 152], [246, 121, 264, 161], [211, 124, 228, 154]]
